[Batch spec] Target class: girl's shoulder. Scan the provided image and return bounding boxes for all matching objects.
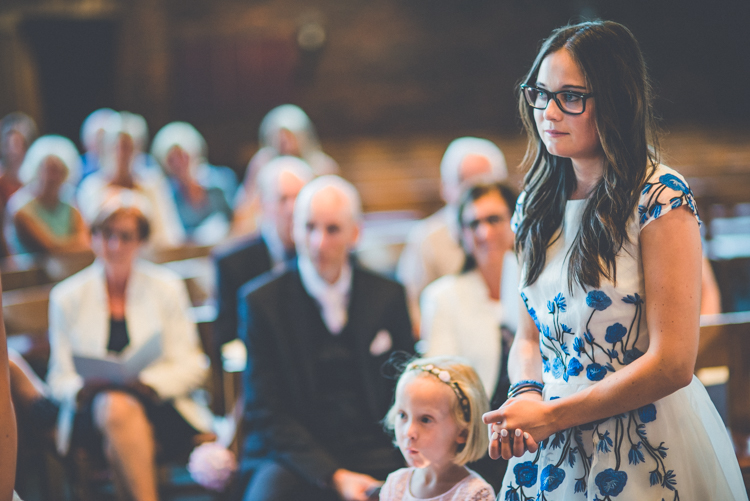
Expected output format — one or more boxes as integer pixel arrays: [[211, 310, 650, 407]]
[[510, 190, 528, 233], [449, 469, 495, 501], [380, 467, 412, 500], [637, 164, 701, 230]]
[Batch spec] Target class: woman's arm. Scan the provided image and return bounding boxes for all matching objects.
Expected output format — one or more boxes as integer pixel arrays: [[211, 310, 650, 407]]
[[0, 276, 18, 501], [485, 206, 702, 443], [14, 206, 89, 253]]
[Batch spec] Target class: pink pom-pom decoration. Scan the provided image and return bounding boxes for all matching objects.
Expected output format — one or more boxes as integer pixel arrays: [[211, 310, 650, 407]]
[[187, 442, 238, 491]]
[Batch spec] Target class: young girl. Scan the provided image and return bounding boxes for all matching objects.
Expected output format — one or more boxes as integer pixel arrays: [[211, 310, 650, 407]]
[[381, 356, 495, 501]]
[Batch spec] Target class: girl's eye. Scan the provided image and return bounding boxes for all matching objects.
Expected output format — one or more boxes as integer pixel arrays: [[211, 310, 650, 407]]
[[397, 411, 406, 420], [420, 416, 432, 424], [562, 92, 582, 103]]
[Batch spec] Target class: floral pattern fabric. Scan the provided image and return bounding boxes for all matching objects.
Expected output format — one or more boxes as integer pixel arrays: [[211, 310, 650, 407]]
[[502, 165, 746, 501]]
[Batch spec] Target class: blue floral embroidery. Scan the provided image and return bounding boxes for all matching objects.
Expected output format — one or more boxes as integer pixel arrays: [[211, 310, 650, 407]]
[[586, 290, 612, 311], [513, 462, 538, 488], [639, 171, 701, 228], [567, 357, 584, 377], [595, 468, 628, 497], [638, 404, 657, 423], [604, 323, 627, 343], [586, 363, 607, 381], [540, 465, 565, 492]]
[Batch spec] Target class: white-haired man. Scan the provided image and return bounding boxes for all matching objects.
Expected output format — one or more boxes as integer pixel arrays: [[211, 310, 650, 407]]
[[238, 175, 413, 501], [212, 156, 314, 355], [396, 136, 508, 333]]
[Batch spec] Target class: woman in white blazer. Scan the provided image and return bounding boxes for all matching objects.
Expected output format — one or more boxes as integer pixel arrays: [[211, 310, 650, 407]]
[[420, 181, 519, 407], [46, 193, 210, 501]]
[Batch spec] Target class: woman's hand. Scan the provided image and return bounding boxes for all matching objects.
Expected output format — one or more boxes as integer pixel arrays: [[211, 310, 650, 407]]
[[484, 393, 552, 460]]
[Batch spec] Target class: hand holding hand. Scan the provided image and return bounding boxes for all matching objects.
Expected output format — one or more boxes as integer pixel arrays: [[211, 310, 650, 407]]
[[484, 392, 550, 460], [331, 469, 383, 501]]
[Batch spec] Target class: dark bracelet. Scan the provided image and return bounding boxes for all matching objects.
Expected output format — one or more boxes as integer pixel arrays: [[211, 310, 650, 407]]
[[509, 387, 543, 398], [507, 379, 544, 399]]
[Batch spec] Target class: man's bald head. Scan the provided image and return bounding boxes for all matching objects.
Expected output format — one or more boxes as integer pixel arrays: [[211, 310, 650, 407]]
[[293, 176, 362, 283]]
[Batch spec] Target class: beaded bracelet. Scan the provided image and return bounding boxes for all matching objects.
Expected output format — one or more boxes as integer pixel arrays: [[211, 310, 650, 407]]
[[507, 379, 544, 399]]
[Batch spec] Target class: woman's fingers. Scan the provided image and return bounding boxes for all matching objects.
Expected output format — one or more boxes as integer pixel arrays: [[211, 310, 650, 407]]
[[500, 429, 514, 460], [482, 408, 505, 425], [512, 429, 526, 457], [524, 432, 539, 453], [489, 428, 501, 460]]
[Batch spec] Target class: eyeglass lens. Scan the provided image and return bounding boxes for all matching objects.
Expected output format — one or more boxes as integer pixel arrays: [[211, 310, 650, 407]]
[[524, 87, 586, 114]]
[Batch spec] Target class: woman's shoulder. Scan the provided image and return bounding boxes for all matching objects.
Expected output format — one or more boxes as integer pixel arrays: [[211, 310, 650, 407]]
[[51, 262, 102, 301], [510, 190, 528, 233], [637, 164, 700, 230], [132, 259, 184, 286]]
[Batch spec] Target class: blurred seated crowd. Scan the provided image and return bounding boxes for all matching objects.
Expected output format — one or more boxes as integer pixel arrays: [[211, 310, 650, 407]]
[[1, 104, 723, 501]]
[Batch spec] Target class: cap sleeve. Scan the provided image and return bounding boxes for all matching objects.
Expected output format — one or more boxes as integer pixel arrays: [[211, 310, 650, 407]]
[[510, 190, 527, 234], [638, 167, 701, 230]]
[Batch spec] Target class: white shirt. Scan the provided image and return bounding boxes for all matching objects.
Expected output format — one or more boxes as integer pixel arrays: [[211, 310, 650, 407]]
[[260, 220, 290, 269], [298, 256, 353, 335]]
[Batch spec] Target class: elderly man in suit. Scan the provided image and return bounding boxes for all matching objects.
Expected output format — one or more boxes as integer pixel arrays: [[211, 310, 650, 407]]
[[212, 156, 314, 357], [238, 176, 414, 501]]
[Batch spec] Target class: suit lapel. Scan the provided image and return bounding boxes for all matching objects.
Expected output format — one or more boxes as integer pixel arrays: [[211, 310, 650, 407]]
[[346, 267, 383, 420], [287, 270, 321, 398]]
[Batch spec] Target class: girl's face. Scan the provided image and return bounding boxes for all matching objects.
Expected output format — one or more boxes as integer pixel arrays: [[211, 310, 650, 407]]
[[393, 374, 467, 470], [534, 49, 603, 165], [461, 191, 514, 269]]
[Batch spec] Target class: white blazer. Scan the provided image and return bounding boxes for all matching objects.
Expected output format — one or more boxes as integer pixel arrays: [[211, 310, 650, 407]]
[[47, 259, 212, 447], [420, 253, 519, 397]]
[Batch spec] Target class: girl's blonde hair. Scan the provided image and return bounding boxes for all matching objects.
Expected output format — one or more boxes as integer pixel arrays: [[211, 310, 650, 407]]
[[383, 355, 489, 466]]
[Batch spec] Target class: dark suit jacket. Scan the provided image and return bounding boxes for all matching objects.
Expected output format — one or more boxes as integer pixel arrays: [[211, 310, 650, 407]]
[[238, 262, 414, 487], [212, 234, 273, 356]]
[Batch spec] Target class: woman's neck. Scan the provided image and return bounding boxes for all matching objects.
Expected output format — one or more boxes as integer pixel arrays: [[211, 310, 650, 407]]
[[477, 258, 503, 301], [410, 462, 468, 499], [35, 190, 60, 211], [570, 156, 605, 200]]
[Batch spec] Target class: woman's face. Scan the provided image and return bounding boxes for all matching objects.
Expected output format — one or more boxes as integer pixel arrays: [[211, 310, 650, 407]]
[[113, 133, 135, 176], [37, 155, 68, 198], [274, 128, 301, 156], [92, 213, 143, 270], [534, 49, 603, 165], [461, 191, 514, 270], [165, 145, 191, 180]]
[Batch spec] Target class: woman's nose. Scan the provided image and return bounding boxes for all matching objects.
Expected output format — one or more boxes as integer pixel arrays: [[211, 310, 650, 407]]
[[543, 99, 564, 121]]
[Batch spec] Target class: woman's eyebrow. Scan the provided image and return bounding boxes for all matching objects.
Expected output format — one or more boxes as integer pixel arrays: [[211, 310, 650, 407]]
[[536, 82, 588, 91]]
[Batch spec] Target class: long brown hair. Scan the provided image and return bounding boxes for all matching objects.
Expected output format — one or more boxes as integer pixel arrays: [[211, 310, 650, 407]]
[[515, 21, 659, 290]]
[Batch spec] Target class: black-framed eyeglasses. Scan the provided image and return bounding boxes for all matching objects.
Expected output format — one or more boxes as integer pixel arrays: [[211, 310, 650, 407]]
[[521, 84, 594, 115]]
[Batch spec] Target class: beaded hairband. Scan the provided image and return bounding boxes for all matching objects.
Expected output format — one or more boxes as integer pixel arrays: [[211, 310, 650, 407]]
[[407, 363, 471, 422]]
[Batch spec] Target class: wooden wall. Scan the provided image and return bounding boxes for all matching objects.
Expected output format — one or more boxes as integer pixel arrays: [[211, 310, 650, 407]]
[[0, 0, 748, 174]]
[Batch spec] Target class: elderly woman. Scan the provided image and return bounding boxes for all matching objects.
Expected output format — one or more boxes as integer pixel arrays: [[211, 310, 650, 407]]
[[46, 194, 211, 501], [232, 104, 337, 236], [79, 108, 116, 181], [77, 112, 185, 249], [151, 122, 236, 244], [6, 135, 89, 254]]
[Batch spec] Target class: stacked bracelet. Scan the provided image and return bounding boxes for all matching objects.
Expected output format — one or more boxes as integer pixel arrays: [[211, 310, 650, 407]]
[[507, 379, 544, 399]]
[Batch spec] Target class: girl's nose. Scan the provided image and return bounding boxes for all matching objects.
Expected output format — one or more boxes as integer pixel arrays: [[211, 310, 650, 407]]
[[543, 99, 564, 121]]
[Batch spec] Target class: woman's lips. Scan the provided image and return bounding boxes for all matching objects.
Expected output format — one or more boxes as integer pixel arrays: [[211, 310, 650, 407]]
[[545, 129, 568, 138]]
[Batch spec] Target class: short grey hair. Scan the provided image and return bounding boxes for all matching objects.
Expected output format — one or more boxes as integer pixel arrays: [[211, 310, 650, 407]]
[[257, 156, 315, 203], [80, 108, 116, 152], [440, 137, 508, 189], [150, 121, 208, 172], [18, 135, 82, 186], [293, 175, 362, 242]]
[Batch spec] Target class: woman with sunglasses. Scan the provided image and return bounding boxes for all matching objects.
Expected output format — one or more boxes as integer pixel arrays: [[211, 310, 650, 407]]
[[482, 21, 745, 500]]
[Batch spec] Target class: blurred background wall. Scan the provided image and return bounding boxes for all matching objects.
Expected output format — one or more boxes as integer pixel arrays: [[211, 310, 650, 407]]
[[0, 0, 748, 171]]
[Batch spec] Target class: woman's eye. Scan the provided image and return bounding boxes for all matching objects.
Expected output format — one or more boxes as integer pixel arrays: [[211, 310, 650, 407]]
[[562, 93, 582, 103]]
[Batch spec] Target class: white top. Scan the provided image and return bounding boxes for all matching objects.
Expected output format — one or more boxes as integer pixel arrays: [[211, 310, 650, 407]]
[[380, 467, 494, 501], [420, 255, 518, 397], [396, 207, 465, 328]]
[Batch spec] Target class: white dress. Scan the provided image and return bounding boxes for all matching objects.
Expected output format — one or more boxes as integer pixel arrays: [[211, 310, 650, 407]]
[[501, 165, 747, 500]]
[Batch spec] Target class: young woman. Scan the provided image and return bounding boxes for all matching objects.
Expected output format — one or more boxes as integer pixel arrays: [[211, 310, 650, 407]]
[[482, 21, 746, 500]]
